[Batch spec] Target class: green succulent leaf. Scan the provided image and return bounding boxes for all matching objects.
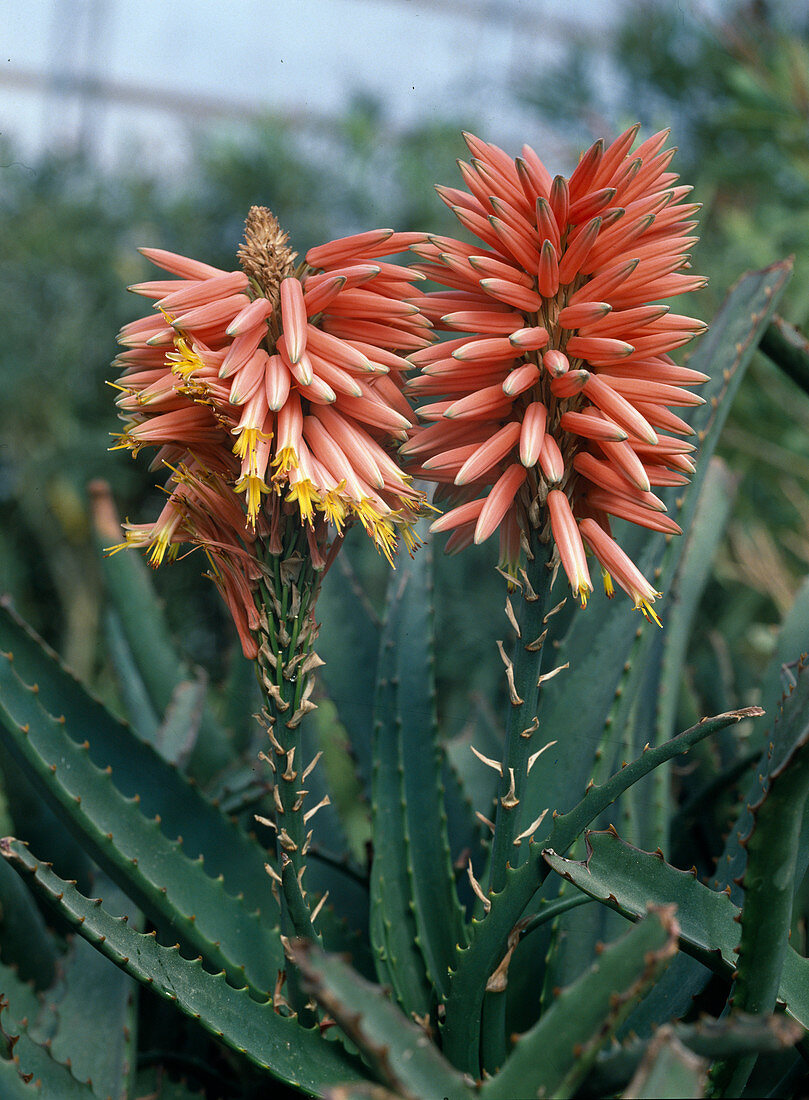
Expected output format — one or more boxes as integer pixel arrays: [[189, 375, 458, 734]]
[[371, 541, 466, 1009], [0, 954, 42, 1037], [711, 658, 809, 1095], [542, 828, 809, 1028], [758, 573, 809, 738], [289, 940, 475, 1100], [102, 608, 161, 740], [589, 1015, 801, 1096], [0, 601, 280, 920], [90, 493, 231, 781], [1, 839, 366, 1094], [42, 876, 139, 1100], [369, 570, 431, 1018], [444, 697, 502, 848], [0, 1057, 54, 1099], [622, 1029, 707, 1100], [440, 708, 758, 1074], [0, 640, 283, 997], [317, 553, 381, 796], [0, 991, 99, 1099], [0, 853, 57, 991], [479, 907, 679, 1100], [733, 662, 809, 1018], [635, 458, 738, 844]]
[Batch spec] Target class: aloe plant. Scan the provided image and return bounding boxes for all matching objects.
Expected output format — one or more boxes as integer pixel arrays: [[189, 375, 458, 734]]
[[1, 128, 808, 1099]]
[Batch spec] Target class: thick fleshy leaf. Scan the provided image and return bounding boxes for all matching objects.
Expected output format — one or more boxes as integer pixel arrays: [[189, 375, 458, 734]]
[[0, 602, 280, 919], [290, 941, 475, 1100], [317, 551, 381, 796], [589, 1015, 801, 1096], [1, 840, 367, 1093], [0, 853, 57, 990], [711, 658, 809, 1095], [90, 493, 231, 781], [758, 573, 809, 726], [369, 575, 431, 1016], [0, 983, 98, 1099], [542, 828, 809, 1029], [440, 708, 758, 1074], [622, 1030, 707, 1100], [479, 908, 679, 1100], [371, 540, 466, 1006], [0, 642, 283, 997], [41, 876, 139, 1100]]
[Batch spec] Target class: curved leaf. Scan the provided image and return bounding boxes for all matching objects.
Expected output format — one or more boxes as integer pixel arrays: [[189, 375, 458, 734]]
[[2, 839, 366, 1095], [542, 828, 809, 1029], [480, 908, 679, 1100], [0, 651, 283, 996], [290, 941, 475, 1100], [0, 603, 280, 919], [440, 708, 759, 1073]]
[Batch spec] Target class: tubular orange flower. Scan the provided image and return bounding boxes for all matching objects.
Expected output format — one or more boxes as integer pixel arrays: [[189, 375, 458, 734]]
[[407, 127, 706, 621], [113, 209, 429, 654]]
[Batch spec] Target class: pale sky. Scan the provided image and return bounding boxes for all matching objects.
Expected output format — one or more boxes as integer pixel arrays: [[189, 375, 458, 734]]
[[1, 0, 645, 173]]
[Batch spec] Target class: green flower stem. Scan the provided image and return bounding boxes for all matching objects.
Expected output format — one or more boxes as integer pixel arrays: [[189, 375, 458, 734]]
[[254, 527, 322, 913], [487, 534, 555, 896]]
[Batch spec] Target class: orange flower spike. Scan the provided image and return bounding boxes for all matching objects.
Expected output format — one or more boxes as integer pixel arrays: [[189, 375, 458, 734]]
[[116, 202, 430, 645], [409, 126, 705, 618]]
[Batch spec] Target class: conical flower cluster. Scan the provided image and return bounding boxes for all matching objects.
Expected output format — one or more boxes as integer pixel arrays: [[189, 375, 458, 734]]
[[113, 208, 429, 655], [405, 127, 706, 621]]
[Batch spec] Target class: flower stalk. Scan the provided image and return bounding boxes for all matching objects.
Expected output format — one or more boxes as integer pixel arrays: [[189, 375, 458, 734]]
[[487, 532, 555, 895]]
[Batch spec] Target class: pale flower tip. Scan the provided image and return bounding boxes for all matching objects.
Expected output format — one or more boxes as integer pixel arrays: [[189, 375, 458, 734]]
[[145, 331, 172, 347]]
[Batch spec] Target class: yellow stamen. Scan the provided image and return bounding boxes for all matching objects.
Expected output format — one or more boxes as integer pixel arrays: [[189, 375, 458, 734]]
[[320, 492, 348, 532], [272, 446, 299, 479], [373, 519, 398, 566], [352, 499, 398, 565], [285, 479, 320, 525], [401, 523, 422, 556], [235, 474, 268, 526], [602, 570, 615, 598], [168, 335, 204, 378], [147, 527, 177, 567], [638, 598, 663, 628], [233, 426, 261, 462]]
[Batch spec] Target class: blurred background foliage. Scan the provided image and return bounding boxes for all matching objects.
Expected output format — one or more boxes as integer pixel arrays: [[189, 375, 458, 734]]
[[2, 0, 809, 739]]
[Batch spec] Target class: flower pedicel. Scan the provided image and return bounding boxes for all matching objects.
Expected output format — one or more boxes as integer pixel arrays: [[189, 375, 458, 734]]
[[405, 127, 706, 622], [113, 209, 429, 656]]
